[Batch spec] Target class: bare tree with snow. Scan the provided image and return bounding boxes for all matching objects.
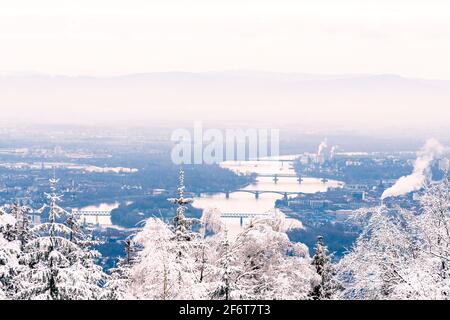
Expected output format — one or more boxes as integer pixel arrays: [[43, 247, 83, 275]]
[[221, 210, 319, 300], [129, 217, 205, 299]]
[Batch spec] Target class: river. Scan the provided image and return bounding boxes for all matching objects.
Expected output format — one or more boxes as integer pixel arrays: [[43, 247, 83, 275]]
[[75, 157, 343, 237], [192, 158, 343, 239]]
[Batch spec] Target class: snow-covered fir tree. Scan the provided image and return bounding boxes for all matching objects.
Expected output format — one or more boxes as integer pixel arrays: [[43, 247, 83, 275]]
[[310, 236, 342, 300], [167, 169, 205, 297], [9, 202, 34, 249], [0, 208, 21, 300], [14, 178, 106, 300], [0, 202, 35, 299], [5, 164, 450, 300], [168, 169, 196, 240]]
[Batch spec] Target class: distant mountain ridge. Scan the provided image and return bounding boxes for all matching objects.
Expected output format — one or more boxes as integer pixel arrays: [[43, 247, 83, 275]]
[[1, 70, 449, 86]]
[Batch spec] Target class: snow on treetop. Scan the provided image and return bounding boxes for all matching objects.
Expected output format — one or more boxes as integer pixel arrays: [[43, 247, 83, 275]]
[[0, 212, 16, 227]]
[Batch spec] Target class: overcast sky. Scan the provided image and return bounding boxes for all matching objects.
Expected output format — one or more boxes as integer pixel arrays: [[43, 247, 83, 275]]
[[1, 0, 450, 79]]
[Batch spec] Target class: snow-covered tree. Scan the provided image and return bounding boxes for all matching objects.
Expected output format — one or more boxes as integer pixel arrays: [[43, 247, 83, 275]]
[[102, 239, 135, 300], [103, 258, 132, 300], [338, 167, 450, 300], [126, 172, 320, 301], [222, 210, 319, 300], [193, 208, 240, 300], [129, 217, 206, 299], [0, 202, 35, 299], [208, 228, 238, 300], [8, 202, 33, 249], [401, 168, 450, 299], [167, 169, 197, 240], [337, 206, 418, 300], [197, 208, 224, 285], [0, 209, 21, 300], [130, 218, 178, 299], [15, 178, 106, 300], [310, 236, 342, 300], [130, 170, 205, 299]]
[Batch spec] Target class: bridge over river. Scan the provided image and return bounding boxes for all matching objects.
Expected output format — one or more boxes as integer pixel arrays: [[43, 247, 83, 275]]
[[220, 212, 269, 218], [71, 209, 112, 225], [254, 173, 329, 184], [220, 212, 270, 226], [199, 189, 313, 200], [71, 208, 268, 226]]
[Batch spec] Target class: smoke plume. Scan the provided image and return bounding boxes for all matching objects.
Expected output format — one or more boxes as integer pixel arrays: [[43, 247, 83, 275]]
[[381, 138, 445, 199], [317, 138, 328, 156]]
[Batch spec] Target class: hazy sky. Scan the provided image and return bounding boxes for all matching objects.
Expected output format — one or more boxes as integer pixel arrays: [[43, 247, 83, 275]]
[[1, 0, 450, 79]]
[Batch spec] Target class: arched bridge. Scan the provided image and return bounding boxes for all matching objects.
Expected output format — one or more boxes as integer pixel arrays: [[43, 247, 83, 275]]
[[233, 190, 305, 200], [201, 190, 305, 200]]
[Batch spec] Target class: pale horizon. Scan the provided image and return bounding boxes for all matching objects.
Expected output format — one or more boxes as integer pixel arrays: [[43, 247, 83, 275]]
[[1, 0, 450, 136], [1, 0, 450, 79], [1, 71, 449, 138]]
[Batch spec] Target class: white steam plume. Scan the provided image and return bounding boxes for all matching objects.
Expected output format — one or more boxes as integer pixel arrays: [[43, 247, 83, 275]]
[[317, 138, 328, 156], [330, 145, 338, 159], [381, 138, 445, 199]]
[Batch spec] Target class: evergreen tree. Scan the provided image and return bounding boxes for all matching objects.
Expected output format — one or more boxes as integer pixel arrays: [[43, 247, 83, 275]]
[[0, 208, 21, 299], [0, 202, 34, 299], [15, 178, 106, 300], [9, 202, 34, 249], [168, 169, 196, 240], [167, 169, 203, 293], [310, 236, 342, 300]]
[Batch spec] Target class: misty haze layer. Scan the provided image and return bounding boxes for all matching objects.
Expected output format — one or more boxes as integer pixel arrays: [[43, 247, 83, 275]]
[[1, 72, 449, 133]]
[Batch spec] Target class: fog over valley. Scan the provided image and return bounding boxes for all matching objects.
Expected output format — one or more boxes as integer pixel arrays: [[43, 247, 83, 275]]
[[1, 71, 449, 137]]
